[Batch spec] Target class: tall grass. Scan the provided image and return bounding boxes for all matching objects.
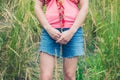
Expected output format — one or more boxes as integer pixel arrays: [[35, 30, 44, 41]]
[[76, 0, 120, 80], [0, 0, 41, 80], [0, 0, 120, 80]]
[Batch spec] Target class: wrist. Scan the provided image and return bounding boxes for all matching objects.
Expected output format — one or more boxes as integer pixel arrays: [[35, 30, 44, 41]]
[[44, 25, 51, 31], [69, 27, 79, 34]]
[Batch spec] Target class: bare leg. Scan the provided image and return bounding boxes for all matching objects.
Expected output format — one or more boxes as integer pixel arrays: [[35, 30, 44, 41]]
[[63, 57, 78, 80], [39, 52, 55, 80]]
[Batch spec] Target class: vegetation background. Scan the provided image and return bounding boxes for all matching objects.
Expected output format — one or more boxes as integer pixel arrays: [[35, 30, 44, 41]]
[[0, 0, 120, 80]]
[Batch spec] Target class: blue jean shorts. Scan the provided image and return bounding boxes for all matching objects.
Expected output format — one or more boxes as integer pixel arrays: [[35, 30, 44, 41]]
[[39, 27, 85, 58]]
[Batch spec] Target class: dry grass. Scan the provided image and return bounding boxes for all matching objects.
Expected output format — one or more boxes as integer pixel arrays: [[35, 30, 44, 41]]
[[0, 0, 120, 80]]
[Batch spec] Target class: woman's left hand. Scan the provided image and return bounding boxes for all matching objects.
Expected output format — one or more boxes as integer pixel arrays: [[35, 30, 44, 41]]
[[56, 30, 75, 44]]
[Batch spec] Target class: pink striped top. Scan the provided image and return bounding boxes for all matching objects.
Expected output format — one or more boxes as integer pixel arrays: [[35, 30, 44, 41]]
[[40, 0, 80, 28]]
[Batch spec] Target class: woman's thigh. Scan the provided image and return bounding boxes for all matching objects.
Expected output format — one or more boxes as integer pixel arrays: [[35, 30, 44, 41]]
[[63, 57, 78, 75], [40, 52, 55, 75]]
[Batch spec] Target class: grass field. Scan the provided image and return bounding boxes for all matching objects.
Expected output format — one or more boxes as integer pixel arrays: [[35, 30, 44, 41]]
[[0, 0, 120, 80]]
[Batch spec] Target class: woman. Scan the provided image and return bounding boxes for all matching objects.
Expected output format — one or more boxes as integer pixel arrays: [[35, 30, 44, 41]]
[[34, 0, 88, 80]]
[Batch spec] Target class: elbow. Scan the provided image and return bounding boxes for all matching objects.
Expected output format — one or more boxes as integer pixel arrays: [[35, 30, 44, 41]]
[[83, 5, 88, 13], [85, 6, 88, 14], [34, 5, 38, 13], [34, 4, 43, 13], [80, 2, 89, 13], [80, 6, 88, 14]]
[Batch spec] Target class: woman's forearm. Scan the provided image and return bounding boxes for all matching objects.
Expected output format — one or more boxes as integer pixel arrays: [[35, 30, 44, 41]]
[[70, 0, 89, 33], [34, 1, 51, 30]]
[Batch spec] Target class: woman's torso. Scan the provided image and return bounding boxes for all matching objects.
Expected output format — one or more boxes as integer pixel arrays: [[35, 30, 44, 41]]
[[43, 0, 80, 28]]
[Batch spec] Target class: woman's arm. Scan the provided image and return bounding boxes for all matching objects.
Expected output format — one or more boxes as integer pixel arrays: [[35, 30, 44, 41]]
[[56, 0, 89, 44], [69, 0, 89, 34], [34, 0, 51, 30], [34, 0, 61, 40]]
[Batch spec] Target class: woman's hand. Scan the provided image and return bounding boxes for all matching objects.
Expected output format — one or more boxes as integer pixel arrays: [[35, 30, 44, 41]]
[[46, 27, 62, 40], [56, 29, 75, 44]]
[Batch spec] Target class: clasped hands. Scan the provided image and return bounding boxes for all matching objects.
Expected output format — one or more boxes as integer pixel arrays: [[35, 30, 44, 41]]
[[46, 27, 75, 44]]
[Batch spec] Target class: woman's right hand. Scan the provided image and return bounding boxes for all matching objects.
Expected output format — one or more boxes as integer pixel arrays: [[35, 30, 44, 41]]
[[46, 27, 61, 41]]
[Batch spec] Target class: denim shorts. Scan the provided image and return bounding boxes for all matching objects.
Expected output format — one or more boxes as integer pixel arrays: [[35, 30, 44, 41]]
[[39, 27, 85, 58]]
